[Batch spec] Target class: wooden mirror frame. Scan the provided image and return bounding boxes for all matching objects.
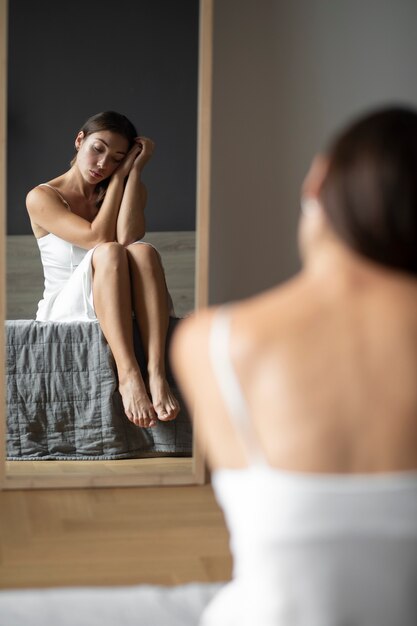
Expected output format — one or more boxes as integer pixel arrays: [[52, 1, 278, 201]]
[[0, 0, 212, 489]]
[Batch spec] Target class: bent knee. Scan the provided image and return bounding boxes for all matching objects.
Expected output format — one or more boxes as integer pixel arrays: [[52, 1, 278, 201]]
[[126, 242, 160, 266], [92, 241, 127, 269]]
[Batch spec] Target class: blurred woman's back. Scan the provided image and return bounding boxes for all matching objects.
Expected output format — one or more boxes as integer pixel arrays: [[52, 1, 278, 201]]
[[223, 256, 417, 474], [172, 106, 417, 625]]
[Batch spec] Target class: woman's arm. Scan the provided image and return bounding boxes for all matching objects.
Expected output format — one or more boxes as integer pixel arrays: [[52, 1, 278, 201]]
[[116, 137, 154, 246], [26, 174, 126, 249], [26, 173, 124, 250]]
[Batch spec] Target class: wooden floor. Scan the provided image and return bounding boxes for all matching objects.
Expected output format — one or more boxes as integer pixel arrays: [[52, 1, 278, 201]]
[[0, 484, 232, 589], [2, 233, 233, 590], [7, 457, 193, 478]]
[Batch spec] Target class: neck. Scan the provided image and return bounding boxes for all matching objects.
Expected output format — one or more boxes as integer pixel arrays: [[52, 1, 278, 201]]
[[64, 166, 97, 200], [302, 236, 383, 293]]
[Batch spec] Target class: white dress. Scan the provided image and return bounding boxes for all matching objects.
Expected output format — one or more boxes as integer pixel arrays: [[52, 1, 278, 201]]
[[201, 308, 417, 626], [35, 184, 172, 322], [36, 229, 98, 322]]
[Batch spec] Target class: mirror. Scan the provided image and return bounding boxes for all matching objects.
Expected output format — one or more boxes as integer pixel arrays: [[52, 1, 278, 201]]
[[0, 0, 212, 488]]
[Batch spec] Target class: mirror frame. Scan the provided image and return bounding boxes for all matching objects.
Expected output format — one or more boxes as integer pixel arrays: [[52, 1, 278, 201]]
[[0, 0, 212, 489]]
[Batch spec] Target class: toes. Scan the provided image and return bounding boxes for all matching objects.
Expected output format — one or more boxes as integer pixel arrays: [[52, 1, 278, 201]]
[[153, 403, 170, 421], [157, 409, 170, 421], [126, 407, 157, 429], [125, 409, 134, 422], [142, 407, 157, 428], [155, 403, 179, 422]]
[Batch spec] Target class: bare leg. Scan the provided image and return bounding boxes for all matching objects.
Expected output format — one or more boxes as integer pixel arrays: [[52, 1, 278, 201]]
[[126, 242, 180, 422], [92, 242, 157, 428]]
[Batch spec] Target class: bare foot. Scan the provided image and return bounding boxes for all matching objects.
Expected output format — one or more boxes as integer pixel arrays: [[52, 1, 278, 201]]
[[148, 373, 180, 422], [118, 368, 157, 428]]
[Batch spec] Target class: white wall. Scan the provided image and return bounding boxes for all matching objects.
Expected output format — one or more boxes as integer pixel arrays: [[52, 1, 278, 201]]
[[208, 0, 417, 304]]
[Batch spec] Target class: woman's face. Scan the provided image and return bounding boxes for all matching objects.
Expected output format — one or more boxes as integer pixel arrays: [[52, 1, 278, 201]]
[[75, 130, 130, 184]]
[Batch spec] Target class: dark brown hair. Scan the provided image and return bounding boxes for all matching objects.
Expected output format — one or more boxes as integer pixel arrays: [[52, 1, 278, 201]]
[[72, 111, 138, 205], [319, 106, 417, 276]]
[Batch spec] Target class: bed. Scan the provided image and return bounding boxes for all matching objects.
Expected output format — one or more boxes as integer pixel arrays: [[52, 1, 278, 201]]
[[5, 317, 192, 460]]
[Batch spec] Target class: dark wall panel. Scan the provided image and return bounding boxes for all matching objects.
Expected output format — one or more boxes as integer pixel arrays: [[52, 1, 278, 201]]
[[7, 0, 199, 234]]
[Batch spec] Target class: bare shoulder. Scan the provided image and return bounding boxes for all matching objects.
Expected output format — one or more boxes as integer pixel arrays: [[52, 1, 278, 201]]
[[26, 186, 51, 237], [171, 277, 308, 377], [170, 306, 252, 469], [26, 174, 67, 206], [26, 184, 45, 209], [230, 276, 311, 350], [27, 177, 73, 213], [26, 182, 70, 238], [26, 184, 57, 214], [170, 308, 218, 375], [169, 285, 314, 469], [170, 309, 221, 435]]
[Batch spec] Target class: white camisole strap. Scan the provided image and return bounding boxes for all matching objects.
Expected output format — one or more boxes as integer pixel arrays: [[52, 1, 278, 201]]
[[37, 183, 77, 271], [38, 183, 71, 209], [209, 306, 267, 466]]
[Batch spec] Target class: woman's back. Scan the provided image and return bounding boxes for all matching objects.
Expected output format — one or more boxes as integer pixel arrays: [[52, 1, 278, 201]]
[[171, 106, 417, 624], [175, 266, 417, 626], [230, 260, 417, 474], [180, 254, 417, 474]]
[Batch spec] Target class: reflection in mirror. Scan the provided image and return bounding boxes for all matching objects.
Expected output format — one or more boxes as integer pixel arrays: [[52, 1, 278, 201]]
[[2, 0, 211, 488]]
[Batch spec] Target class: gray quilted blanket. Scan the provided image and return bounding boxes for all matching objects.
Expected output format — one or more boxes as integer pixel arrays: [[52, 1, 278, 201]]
[[6, 319, 192, 460]]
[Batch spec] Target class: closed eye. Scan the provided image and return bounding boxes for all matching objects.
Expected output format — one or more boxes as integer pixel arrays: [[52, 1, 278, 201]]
[[92, 144, 123, 164]]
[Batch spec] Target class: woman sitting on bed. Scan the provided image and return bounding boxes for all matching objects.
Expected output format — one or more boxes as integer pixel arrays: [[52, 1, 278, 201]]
[[171, 106, 417, 625], [26, 110, 179, 428]]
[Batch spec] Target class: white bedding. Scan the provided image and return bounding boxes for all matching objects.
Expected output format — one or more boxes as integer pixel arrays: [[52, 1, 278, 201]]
[[0, 582, 223, 626]]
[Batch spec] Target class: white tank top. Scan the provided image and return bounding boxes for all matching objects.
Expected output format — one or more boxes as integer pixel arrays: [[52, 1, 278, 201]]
[[35, 184, 96, 321], [36, 183, 89, 275], [200, 307, 417, 626], [33, 184, 174, 322]]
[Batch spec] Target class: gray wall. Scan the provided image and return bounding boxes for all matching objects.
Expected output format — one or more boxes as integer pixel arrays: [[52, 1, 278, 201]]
[[7, 0, 199, 235], [209, 0, 417, 305]]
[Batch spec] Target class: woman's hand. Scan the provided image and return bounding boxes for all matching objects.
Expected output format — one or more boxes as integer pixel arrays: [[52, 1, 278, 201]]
[[113, 137, 155, 181], [132, 136, 155, 172]]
